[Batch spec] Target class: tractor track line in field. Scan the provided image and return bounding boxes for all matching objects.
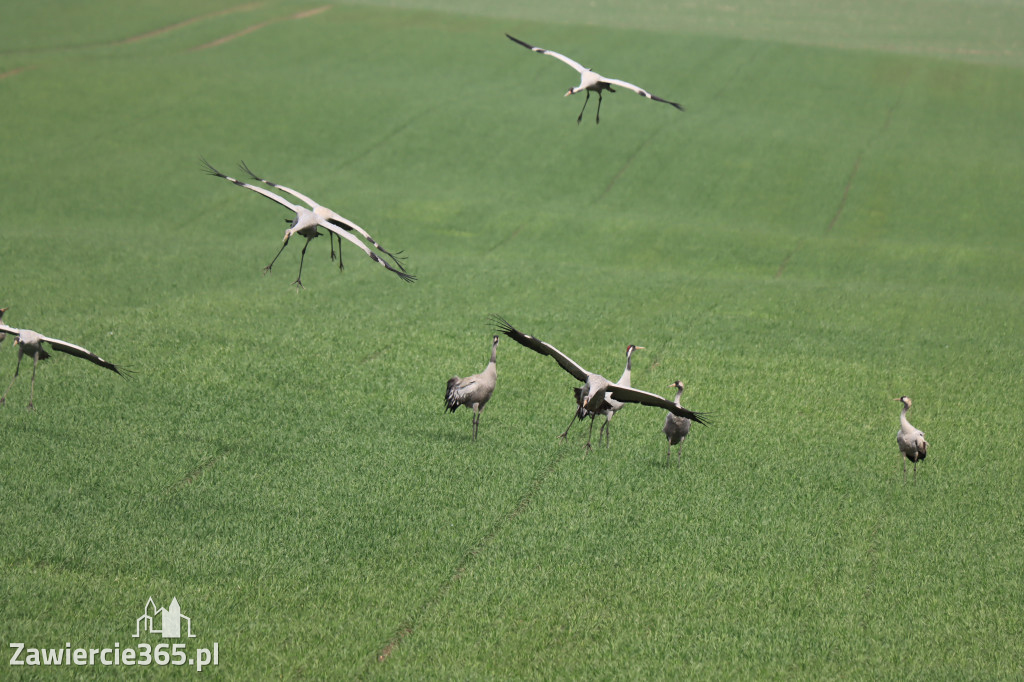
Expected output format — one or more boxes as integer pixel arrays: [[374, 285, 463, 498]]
[[178, 455, 219, 487], [191, 6, 330, 52], [372, 445, 569, 666], [597, 124, 664, 202], [484, 227, 522, 255], [776, 92, 904, 278], [336, 112, 427, 171], [117, 3, 263, 45], [0, 67, 30, 80], [0, 3, 264, 56], [859, 512, 884, 638], [598, 43, 766, 202]]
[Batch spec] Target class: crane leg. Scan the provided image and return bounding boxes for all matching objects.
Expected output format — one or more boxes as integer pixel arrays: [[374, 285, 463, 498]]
[[576, 90, 590, 125], [903, 458, 907, 482], [557, 411, 579, 441], [292, 237, 314, 289], [599, 418, 611, 447], [666, 442, 671, 467], [329, 233, 337, 262], [1, 353, 22, 405], [584, 415, 596, 452], [472, 407, 479, 441], [27, 350, 37, 409], [595, 91, 603, 124], [264, 241, 289, 275]]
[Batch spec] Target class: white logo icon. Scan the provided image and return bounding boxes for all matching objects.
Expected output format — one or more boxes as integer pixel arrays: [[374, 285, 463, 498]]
[[133, 597, 195, 639]]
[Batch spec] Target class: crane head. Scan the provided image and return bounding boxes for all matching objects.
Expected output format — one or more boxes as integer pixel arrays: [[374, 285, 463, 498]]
[[669, 380, 685, 391], [895, 396, 912, 408]]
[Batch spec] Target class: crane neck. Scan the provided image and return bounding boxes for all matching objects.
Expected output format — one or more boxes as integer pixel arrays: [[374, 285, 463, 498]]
[[674, 388, 684, 407], [618, 350, 634, 386], [899, 403, 912, 430]]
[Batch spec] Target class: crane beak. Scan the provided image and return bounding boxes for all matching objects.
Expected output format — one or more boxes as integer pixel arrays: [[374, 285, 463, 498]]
[[635, 346, 645, 350], [564, 89, 574, 97]]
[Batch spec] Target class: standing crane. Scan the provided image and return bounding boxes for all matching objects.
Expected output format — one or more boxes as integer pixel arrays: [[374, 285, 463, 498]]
[[492, 315, 706, 450], [506, 34, 684, 124], [895, 396, 928, 480], [202, 159, 415, 288], [0, 319, 133, 410], [663, 380, 692, 466], [563, 344, 644, 448], [238, 161, 408, 274], [445, 335, 499, 441]]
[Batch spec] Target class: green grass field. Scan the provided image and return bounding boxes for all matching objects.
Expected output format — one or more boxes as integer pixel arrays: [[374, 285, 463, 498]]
[[2, 0, 1023, 678]]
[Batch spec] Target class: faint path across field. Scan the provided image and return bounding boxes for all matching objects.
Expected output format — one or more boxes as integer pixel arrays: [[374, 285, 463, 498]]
[[371, 444, 569, 667], [775, 89, 905, 278]]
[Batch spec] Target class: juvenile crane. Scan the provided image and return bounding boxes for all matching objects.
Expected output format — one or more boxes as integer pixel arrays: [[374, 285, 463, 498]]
[[0, 320, 133, 410], [202, 159, 415, 288], [506, 34, 684, 124], [895, 396, 928, 481], [445, 335, 499, 441], [663, 380, 692, 466], [492, 316, 707, 449], [564, 343, 644, 448], [239, 161, 407, 274]]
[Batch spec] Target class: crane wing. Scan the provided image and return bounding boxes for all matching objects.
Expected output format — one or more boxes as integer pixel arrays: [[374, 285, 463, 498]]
[[605, 383, 708, 425], [39, 335, 134, 378], [325, 214, 408, 273], [239, 161, 321, 209], [201, 159, 300, 213], [317, 219, 416, 283], [506, 34, 588, 74], [0, 323, 20, 337], [491, 315, 590, 382], [602, 77, 684, 110]]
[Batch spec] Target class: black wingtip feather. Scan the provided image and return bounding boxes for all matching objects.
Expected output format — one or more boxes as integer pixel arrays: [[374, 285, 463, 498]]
[[685, 410, 711, 427], [488, 314, 516, 338], [199, 157, 225, 178], [238, 159, 261, 182], [505, 34, 534, 50]]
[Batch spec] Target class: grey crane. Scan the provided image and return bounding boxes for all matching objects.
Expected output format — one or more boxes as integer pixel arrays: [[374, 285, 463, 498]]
[[493, 316, 707, 449], [506, 34, 684, 124], [239, 161, 408, 275], [563, 343, 644, 448], [663, 380, 692, 466], [445, 335, 499, 441], [0, 319, 133, 409], [895, 396, 928, 480], [202, 159, 415, 288]]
